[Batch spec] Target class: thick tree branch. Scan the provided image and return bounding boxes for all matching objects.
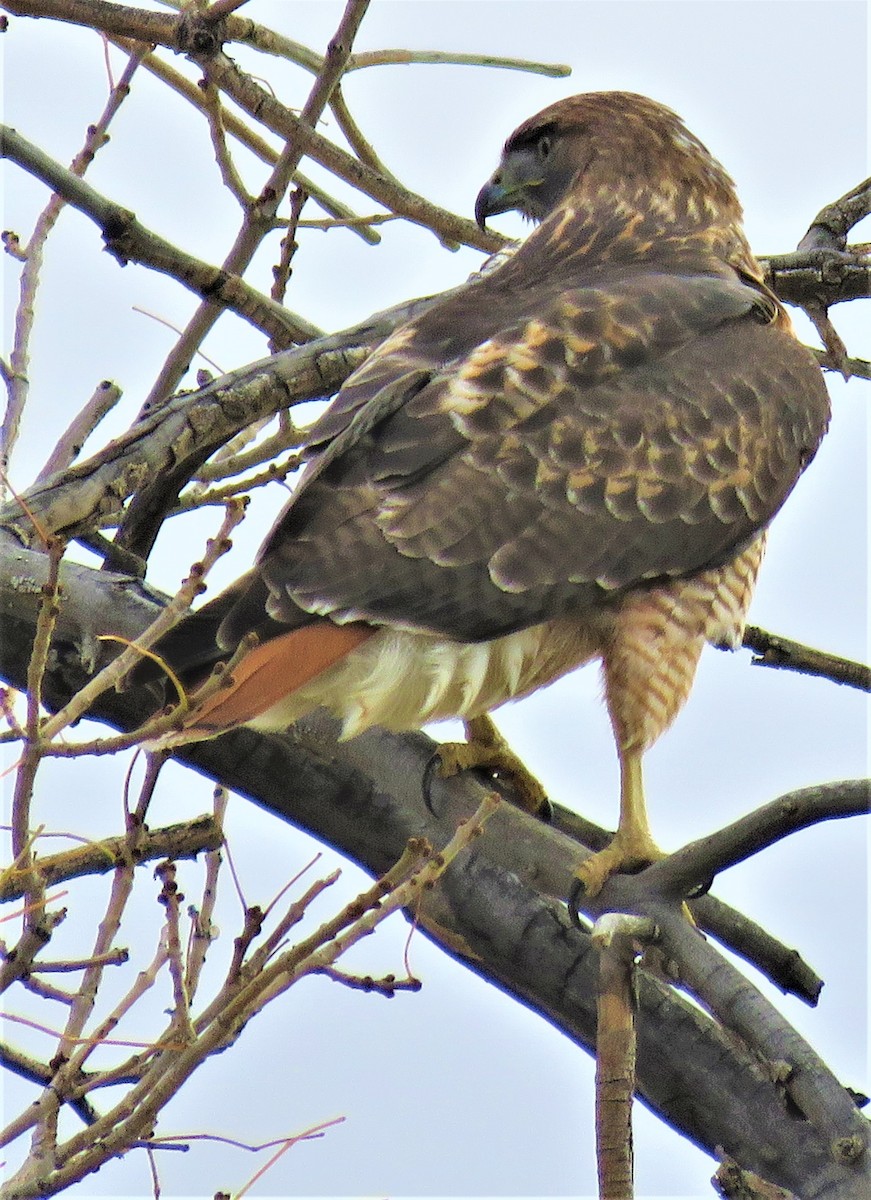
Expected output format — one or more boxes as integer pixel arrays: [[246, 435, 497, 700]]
[[761, 250, 870, 311], [0, 287, 445, 556], [644, 782, 870, 898], [759, 176, 871, 311], [798, 177, 871, 255], [653, 905, 868, 1178], [0, 537, 844, 1009], [0, 541, 867, 1196], [0, 316, 389, 546]]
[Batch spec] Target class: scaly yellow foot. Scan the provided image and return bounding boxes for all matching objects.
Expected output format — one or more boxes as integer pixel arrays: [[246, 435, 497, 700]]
[[573, 828, 665, 898], [435, 714, 550, 817]]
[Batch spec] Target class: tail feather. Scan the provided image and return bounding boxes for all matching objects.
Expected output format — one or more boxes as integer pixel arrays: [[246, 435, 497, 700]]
[[132, 570, 290, 689], [128, 569, 376, 737], [185, 620, 375, 733]]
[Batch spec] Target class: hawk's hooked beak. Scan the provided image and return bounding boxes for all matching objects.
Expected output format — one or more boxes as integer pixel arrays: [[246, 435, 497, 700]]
[[475, 178, 514, 230], [475, 149, 546, 229]]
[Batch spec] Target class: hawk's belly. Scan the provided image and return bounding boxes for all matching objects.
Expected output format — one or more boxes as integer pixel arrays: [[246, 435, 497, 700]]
[[248, 534, 765, 743], [248, 614, 602, 738]]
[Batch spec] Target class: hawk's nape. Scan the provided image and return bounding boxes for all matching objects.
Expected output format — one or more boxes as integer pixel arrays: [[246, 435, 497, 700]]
[[136, 91, 830, 899]]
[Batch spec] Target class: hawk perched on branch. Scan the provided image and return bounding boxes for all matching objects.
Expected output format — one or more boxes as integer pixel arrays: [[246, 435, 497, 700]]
[[148, 92, 830, 896]]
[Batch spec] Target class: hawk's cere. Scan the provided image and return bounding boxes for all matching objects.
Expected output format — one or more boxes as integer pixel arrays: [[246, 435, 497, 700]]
[[146, 92, 830, 896]]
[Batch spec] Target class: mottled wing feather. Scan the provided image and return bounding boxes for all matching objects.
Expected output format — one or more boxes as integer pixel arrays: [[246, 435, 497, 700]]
[[235, 270, 826, 644]]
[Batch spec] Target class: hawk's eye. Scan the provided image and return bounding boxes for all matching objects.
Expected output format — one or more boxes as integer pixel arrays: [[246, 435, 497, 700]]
[[537, 135, 553, 162]]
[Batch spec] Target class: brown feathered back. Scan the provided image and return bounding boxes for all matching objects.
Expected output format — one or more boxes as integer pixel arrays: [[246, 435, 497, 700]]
[[149, 93, 828, 685]]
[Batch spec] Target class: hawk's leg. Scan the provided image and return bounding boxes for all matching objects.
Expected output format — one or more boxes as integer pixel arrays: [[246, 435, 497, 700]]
[[572, 748, 663, 898], [432, 714, 551, 818], [572, 590, 708, 900]]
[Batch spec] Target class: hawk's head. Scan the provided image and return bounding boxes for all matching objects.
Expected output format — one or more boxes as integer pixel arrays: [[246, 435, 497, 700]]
[[475, 91, 741, 230]]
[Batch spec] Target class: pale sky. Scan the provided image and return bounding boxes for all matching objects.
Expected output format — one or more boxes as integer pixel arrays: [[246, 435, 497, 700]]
[[2, 2, 868, 1197]]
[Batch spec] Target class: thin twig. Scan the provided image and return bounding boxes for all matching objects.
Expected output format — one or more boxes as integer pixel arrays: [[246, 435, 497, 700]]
[[315, 965, 422, 996], [200, 50, 499, 254], [0, 1043, 102, 1129], [108, 37, 384, 245], [0, 816, 223, 902], [155, 861, 195, 1043], [242, 873, 342, 978], [328, 83, 395, 177], [22, 975, 76, 1004], [140, 0, 371, 409], [34, 382, 123, 483], [57, 936, 171, 1082], [345, 47, 571, 76], [48, 849, 140, 1073], [20, 807, 495, 1195], [270, 183, 309, 309], [0, 909, 67, 994], [33, 499, 246, 745], [7, 538, 64, 1006], [183, 787, 227, 1002], [741, 625, 871, 691], [200, 76, 254, 207], [1, 126, 322, 350], [193, 422, 305, 483], [231, 1117, 346, 1199], [0, 47, 144, 487], [29, 951, 129, 973], [174, 451, 302, 512]]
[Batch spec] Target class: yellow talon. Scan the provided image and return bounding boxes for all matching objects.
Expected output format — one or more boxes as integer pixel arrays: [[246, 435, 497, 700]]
[[573, 830, 664, 898], [436, 714, 550, 817]]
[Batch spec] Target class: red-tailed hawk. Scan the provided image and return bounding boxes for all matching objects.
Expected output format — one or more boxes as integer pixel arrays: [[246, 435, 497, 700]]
[[146, 92, 830, 897]]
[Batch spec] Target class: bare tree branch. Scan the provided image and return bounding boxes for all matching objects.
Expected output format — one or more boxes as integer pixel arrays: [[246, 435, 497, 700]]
[[1, 8, 867, 1194], [34, 381, 123, 482], [798, 177, 871, 255], [0, 47, 142, 485], [759, 176, 871, 311], [136, 0, 372, 410], [0, 816, 224, 903], [0, 127, 321, 347], [0, 541, 867, 1196], [641, 781, 870, 898], [741, 625, 871, 691]]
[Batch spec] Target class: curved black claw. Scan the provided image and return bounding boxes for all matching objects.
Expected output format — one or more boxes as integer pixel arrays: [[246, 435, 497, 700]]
[[567, 877, 586, 929], [532, 792, 554, 824], [488, 767, 554, 821], [422, 752, 445, 817], [686, 875, 715, 900], [422, 749, 554, 823]]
